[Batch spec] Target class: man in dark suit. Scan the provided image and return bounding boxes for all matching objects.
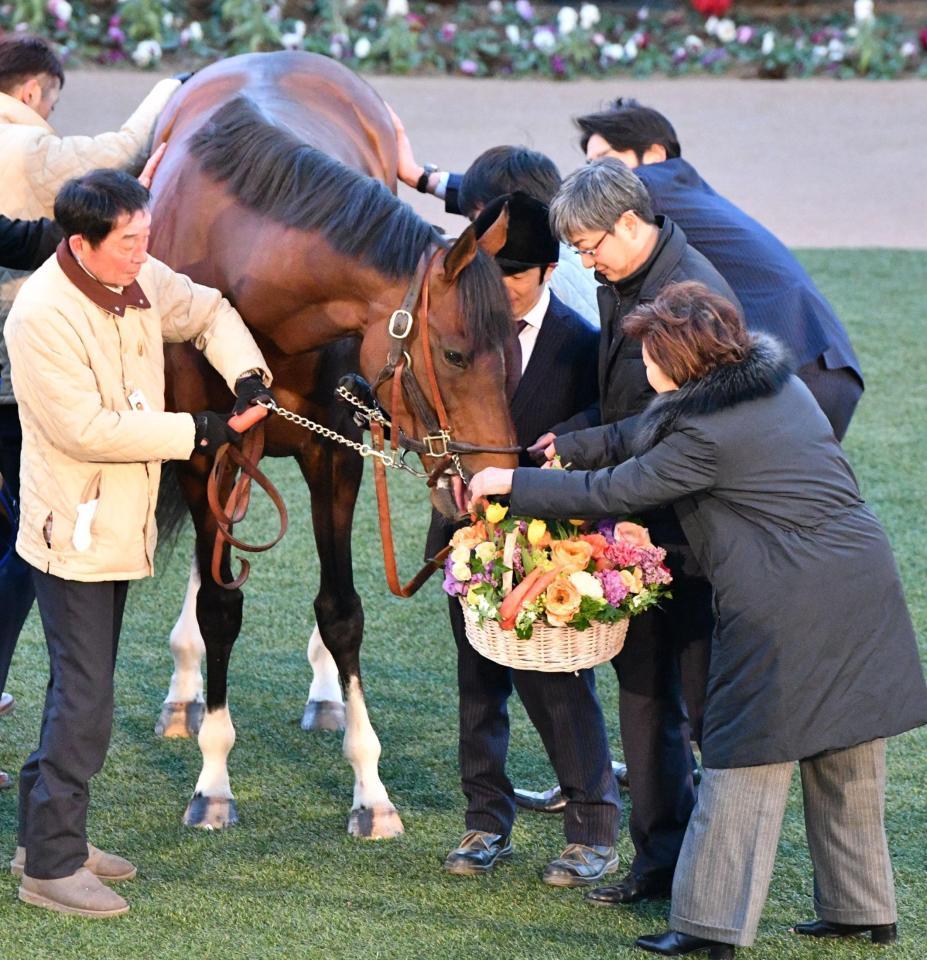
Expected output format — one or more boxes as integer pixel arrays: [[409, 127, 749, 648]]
[[430, 192, 621, 887], [577, 98, 863, 440], [527, 159, 739, 908]]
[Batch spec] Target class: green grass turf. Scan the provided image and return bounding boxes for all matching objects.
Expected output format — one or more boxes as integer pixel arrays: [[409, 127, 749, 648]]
[[1, 249, 925, 958]]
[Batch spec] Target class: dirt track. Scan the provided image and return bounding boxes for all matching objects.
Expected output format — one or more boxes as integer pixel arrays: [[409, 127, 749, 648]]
[[54, 70, 927, 249]]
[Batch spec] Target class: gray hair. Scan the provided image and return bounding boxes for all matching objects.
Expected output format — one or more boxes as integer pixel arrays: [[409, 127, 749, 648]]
[[548, 158, 654, 241]]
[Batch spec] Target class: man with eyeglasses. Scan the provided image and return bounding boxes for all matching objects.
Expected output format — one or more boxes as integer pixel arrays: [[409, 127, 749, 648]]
[[525, 158, 741, 911]]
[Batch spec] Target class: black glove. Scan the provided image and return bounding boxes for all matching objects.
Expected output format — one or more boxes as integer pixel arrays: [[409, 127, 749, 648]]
[[232, 373, 275, 416], [173, 71, 196, 84], [192, 411, 241, 456]]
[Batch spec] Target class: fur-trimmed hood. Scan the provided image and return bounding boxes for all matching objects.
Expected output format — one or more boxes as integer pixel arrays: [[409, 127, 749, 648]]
[[635, 334, 793, 452]]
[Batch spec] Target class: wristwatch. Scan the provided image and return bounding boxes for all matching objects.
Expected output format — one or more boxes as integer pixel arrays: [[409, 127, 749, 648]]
[[416, 163, 439, 193]]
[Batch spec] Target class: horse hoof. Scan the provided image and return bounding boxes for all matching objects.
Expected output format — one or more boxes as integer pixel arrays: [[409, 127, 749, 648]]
[[183, 794, 239, 830], [155, 701, 204, 738], [348, 806, 404, 840], [301, 700, 346, 732]]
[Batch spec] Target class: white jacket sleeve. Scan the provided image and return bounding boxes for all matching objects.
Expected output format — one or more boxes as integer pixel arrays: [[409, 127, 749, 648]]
[[28, 78, 181, 212]]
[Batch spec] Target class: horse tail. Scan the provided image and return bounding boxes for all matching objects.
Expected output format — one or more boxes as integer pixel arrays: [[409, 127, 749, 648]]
[[155, 461, 189, 557]]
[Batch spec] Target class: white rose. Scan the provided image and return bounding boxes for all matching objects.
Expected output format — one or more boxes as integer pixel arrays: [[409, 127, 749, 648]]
[[452, 563, 472, 582], [450, 544, 472, 565], [715, 18, 736, 43], [475, 542, 496, 565], [853, 0, 874, 23], [704, 15, 719, 35], [131, 39, 162, 67], [761, 30, 775, 55], [533, 27, 556, 51], [601, 42, 624, 61], [505, 23, 521, 44], [386, 0, 408, 17], [624, 38, 638, 60], [579, 3, 600, 30], [569, 571, 604, 600], [354, 36, 371, 58], [557, 6, 578, 35]]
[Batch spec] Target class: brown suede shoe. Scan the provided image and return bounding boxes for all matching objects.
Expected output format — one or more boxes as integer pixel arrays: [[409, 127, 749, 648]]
[[11, 844, 137, 882], [19, 867, 129, 917]]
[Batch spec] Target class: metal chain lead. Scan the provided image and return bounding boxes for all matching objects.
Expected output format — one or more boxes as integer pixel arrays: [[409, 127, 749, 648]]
[[334, 384, 390, 427], [254, 399, 430, 479]]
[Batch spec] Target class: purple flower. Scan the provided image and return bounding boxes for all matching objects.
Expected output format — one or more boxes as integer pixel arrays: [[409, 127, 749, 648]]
[[595, 519, 616, 543], [515, 0, 535, 21], [597, 570, 629, 606], [512, 546, 524, 577], [459, 58, 478, 75], [700, 48, 728, 66], [551, 53, 566, 74], [736, 25, 754, 44], [442, 556, 467, 597], [672, 46, 688, 64], [440, 22, 457, 42], [107, 25, 125, 44]]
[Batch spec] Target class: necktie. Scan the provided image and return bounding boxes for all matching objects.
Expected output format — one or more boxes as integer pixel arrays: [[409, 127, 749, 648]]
[[507, 319, 529, 400]]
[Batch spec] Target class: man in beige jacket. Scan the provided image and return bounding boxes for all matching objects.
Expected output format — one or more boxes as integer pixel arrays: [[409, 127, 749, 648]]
[[5, 168, 273, 918], [0, 34, 183, 773]]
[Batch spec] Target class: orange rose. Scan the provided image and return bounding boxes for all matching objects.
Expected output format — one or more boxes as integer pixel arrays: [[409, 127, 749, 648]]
[[615, 521, 653, 548], [450, 520, 487, 551], [580, 533, 608, 559], [545, 577, 583, 626], [550, 539, 595, 574]]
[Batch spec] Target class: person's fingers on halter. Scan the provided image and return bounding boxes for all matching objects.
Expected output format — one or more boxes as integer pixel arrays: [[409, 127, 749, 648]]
[[139, 143, 168, 189]]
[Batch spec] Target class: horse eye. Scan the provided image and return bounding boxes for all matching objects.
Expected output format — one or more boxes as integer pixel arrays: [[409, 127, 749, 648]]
[[444, 349, 466, 369]]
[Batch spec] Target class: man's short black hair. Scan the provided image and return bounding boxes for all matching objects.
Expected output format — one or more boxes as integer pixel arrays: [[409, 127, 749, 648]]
[[54, 170, 150, 247], [0, 34, 65, 95], [576, 98, 681, 163], [458, 146, 561, 220]]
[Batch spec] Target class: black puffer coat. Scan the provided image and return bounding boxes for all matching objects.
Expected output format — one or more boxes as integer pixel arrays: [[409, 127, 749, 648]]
[[511, 336, 927, 768]]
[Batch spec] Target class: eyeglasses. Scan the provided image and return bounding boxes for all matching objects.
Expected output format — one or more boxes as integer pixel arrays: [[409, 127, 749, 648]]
[[567, 231, 610, 258]]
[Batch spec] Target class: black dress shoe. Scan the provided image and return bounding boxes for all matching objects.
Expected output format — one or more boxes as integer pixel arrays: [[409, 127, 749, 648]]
[[542, 844, 620, 887], [636, 931, 735, 958], [442, 830, 512, 875], [792, 919, 897, 944], [585, 870, 673, 906]]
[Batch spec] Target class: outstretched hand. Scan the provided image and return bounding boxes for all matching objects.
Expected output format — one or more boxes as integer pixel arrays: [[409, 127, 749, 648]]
[[385, 102, 424, 190], [467, 467, 514, 511]]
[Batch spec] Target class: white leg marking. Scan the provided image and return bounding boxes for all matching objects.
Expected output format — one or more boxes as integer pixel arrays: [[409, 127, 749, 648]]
[[343, 677, 391, 811], [193, 706, 236, 799], [165, 559, 205, 704], [305, 624, 344, 706]]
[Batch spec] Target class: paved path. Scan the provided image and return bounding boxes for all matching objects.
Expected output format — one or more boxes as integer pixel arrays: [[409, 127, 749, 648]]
[[56, 71, 927, 248]]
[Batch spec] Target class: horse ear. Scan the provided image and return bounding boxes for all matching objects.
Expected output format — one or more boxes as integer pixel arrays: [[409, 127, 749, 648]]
[[442, 203, 509, 283]]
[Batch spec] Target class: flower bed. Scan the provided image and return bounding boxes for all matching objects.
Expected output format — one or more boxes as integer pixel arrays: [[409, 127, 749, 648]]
[[2, 0, 925, 78]]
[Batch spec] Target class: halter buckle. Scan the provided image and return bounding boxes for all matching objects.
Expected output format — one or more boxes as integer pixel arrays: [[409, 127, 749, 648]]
[[388, 309, 414, 339], [422, 430, 451, 458]]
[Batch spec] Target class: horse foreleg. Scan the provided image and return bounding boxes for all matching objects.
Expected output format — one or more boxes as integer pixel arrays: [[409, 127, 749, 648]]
[[155, 556, 206, 738], [301, 623, 346, 732]]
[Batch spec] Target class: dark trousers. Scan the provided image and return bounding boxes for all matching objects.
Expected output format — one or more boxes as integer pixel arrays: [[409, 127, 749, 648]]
[[450, 597, 620, 846], [0, 403, 34, 692], [612, 571, 713, 880], [18, 569, 128, 879], [796, 359, 863, 442]]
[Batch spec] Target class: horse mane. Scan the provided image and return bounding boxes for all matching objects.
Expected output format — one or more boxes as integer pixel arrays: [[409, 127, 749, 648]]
[[187, 95, 511, 350]]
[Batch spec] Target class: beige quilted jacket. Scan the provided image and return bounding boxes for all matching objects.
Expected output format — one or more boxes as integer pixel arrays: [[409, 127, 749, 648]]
[[0, 77, 181, 403], [5, 243, 270, 582]]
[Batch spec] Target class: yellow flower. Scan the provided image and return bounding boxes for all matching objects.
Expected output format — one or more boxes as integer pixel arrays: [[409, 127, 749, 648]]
[[466, 588, 482, 606], [620, 566, 644, 594], [550, 539, 595, 574], [485, 502, 508, 524], [544, 577, 583, 626], [568, 518, 584, 527], [527, 519, 548, 546], [475, 541, 496, 565], [450, 545, 471, 566]]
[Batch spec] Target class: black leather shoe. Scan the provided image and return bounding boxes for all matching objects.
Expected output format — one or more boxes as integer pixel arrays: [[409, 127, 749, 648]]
[[792, 919, 897, 944], [514, 760, 631, 814], [586, 871, 673, 906], [542, 844, 619, 887], [443, 830, 512, 876], [636, 931, 735, 958]]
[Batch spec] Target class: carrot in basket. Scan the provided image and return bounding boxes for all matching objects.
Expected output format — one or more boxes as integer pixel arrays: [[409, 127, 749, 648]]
[[500, 566, 563, 631]]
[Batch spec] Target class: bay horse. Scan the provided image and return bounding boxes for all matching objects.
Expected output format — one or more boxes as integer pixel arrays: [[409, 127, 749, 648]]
[[147, 51, 517, 837]]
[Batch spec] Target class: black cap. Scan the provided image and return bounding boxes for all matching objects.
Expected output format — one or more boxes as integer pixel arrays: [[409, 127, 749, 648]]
[[473, 191, 560, 270]]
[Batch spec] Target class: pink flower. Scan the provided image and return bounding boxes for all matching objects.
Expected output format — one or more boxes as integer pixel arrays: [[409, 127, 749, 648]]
[[459, 58, 479, 75], [605, 540, 643, 569], [440, 22, 457, 42]]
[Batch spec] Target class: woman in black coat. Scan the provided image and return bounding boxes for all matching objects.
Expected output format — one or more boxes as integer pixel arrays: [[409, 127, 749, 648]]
[[468, 282, 927, 958]]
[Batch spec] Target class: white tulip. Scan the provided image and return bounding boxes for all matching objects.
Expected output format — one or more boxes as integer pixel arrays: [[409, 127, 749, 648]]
[[853, 0, 874, 23], [704, 15, 719, 36], [385, 0, 408, 16], [715, 18, 736, 43], [761, 30, 775, 55], [533, 27, 556, 51], [188, 21, 204, 41], [601, 42, 624, 61], [557, 6, 578, 35], [131, 39, 162, 67], [624, 38, 638, 60], [579, 3, 600, 30], [354, 36, 371, 58], [505, 23, 521, 44]]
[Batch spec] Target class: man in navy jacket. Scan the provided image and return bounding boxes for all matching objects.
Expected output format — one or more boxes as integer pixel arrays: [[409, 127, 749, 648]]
[[577, 98, 862, 440]]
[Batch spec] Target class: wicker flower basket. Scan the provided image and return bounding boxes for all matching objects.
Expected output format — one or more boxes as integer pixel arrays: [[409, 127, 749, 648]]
[[460, 598, 629, 673]]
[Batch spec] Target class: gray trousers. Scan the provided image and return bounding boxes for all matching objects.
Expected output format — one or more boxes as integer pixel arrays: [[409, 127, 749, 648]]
[[670, 739, 896, 947]]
